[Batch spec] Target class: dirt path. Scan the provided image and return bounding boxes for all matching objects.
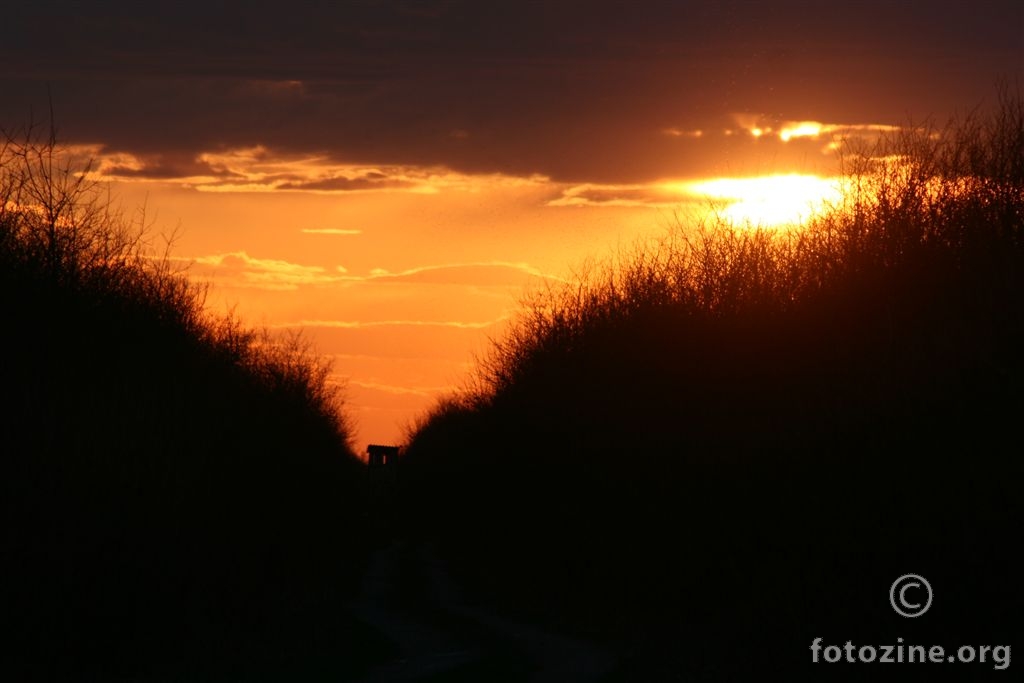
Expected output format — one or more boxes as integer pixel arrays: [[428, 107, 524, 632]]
[[418, 542, 616, 683], [349, 539, 616, 682], [348, 541, 482, 682]]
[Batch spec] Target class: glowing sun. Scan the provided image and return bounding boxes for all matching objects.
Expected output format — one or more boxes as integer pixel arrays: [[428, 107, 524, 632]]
[[682, 174, 844, 228]]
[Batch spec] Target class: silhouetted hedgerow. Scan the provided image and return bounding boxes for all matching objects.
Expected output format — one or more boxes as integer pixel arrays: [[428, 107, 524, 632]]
[[402, 87, 1024, 681], [1, 125, 383, 681]]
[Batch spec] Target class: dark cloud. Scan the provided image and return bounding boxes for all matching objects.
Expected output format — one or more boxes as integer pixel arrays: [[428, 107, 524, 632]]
[[2, 1, 1020, 183], [100, 153, 241, 181]]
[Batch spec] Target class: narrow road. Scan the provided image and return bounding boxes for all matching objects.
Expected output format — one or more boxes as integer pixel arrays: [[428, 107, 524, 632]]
[[349, 539, 616, 682]]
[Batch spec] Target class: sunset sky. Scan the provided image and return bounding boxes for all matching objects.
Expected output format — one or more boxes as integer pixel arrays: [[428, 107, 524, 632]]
[[3, 1, 1020, 450]]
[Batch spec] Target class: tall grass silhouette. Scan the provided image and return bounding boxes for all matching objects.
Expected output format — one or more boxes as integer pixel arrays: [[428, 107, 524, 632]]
[[403, 87, 1024, 680], [2, 124, 384, 680]]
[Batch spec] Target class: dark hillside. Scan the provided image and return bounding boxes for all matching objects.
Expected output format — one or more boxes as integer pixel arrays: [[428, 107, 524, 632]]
[[1, 128, 378, 681], [402, 90, 1024, 680]]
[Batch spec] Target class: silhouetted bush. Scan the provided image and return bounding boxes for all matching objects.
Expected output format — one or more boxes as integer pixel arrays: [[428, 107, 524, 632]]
[[403, 87, 1024, 680], [2, 124, 377, 680]]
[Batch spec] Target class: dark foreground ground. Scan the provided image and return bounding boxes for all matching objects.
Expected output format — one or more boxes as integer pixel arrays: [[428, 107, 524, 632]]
[[349, 537, 615, 683]]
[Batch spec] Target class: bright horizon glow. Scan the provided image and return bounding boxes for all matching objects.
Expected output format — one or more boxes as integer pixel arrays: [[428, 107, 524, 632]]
[[680, 174, 845, 227], [114, 169, 856, 448], [101, 163, 869, 449]]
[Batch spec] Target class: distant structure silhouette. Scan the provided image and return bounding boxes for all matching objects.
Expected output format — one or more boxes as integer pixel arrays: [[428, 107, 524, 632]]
[[367, 444, 400, 485], [366, 444, 400, 534]]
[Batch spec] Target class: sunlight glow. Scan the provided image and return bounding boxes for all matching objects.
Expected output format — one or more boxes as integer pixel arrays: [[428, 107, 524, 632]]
[[779, 121, 824, 142], [682, 174, 844, 227], [732, 114, 901, 148]]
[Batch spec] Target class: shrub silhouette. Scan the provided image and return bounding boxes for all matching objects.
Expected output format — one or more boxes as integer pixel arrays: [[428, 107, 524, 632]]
[[402, 87, 1024, 680], [1, 124, 377, 680]]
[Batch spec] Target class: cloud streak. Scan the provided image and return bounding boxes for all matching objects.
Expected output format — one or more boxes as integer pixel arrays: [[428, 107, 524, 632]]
[[274, 319, 503, 330], [189, 251, 347, 290], [82, 143, 552, 194], [301, 228, 363, 235], [363, 262, 564, 286], [182, 252, 562, 293]]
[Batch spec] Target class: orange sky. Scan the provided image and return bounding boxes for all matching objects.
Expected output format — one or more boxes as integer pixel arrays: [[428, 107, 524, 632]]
[[108, 169, 677, 449], [3, 1, 1019, 452], [102, 122, 871, 450]]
